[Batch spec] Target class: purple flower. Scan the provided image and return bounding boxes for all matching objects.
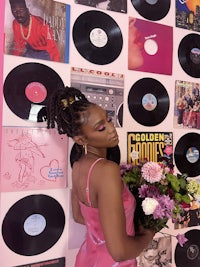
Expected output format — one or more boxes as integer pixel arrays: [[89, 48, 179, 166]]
[[139, 184, 160, 198], [176, 234, 188, 247], [141, 162, 163, 183]]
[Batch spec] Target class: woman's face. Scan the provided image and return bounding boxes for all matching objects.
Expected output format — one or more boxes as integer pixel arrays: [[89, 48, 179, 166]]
[[79, 105, 119, 149], [128, 18, 144, 69]]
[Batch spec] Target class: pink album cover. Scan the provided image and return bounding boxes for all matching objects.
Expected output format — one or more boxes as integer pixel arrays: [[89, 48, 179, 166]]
[[128, 17, 173, 75], [1, 127, 68, 192]]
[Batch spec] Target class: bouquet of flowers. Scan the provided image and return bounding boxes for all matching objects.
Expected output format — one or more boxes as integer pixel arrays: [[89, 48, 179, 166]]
[[120, 159, 200, 246]]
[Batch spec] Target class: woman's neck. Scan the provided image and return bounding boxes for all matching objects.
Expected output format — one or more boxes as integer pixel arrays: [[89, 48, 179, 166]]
[[86, 147, 106, 158]]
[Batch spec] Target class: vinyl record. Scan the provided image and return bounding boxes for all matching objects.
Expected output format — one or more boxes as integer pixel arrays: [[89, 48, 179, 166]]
[[174, 133, 200, 177], [2, 194, 65, 256], [178, 34, 200, 78], [131, 0, 171, 21], [72, 10, 123, 65], [128, 78, 169, 126], [70, 144, 121, 167], [175, 229, 200, 267], [3, 63, 64, 122]]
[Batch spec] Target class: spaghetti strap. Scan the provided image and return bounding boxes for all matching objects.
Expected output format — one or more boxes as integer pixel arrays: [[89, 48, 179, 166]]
[[86, 158, 103, 207]]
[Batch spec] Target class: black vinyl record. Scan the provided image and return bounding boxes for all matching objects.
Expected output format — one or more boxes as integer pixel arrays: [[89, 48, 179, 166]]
[[175, 229, 200, 267], [2, 194, 65, 256], [3, 63, 64, 122], [128, 78, 169, 126], [72, 10, 123, 65], [178, 34, 200, 78], [131, 0, 171, 21], [174, 133, 200, 177]]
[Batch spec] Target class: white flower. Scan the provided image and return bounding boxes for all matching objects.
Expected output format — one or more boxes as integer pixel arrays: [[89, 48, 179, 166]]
[[142, 197, 159, 215]]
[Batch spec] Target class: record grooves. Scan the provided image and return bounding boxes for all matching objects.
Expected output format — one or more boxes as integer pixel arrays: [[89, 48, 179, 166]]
[[174, 133, 200, 177], [131, 0, 171, 21], [72, 10, 123, 65], [178, 33, 200, 78], [175, 229, 200, 267], [128, 78, 169, 126], [3, 63, 64, 122], [2, 194, 65, 256]]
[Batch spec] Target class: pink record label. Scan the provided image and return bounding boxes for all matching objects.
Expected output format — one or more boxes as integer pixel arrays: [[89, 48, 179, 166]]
[[25, 82, 47, 103]]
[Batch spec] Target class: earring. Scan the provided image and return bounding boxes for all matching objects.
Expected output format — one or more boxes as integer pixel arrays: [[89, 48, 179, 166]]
[[83, 144, 87, 155]]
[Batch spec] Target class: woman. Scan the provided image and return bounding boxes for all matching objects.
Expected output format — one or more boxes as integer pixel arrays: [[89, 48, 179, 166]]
[[47, 86, 154, 267]]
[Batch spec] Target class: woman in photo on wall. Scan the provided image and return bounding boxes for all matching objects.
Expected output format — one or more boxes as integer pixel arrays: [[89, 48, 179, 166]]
[[46, 86, 155, 267]]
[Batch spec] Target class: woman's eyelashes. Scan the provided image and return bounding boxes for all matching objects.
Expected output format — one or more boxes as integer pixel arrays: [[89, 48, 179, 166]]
[[96, 117, 112, 132]]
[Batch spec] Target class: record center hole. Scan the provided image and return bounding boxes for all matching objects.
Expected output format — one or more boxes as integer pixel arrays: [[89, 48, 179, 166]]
[[144, 39, 158, 55], [186, 147, 199, 164], [142, 93, 157, 111], [190, 48, 200, 65], [145, 0, 158, 5], [25, 82, 47, 103], [24, 214, 46, 236], [89, 28, 108, 48]]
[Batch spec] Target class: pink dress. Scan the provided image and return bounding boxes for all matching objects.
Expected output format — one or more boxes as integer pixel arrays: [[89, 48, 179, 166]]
[[75, 158, 137, 267]]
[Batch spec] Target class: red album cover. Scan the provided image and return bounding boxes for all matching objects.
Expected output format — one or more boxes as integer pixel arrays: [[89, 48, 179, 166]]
[[128, 17, 173, 75], [1, 127, 68, 192], [4, 0, 70, 63]]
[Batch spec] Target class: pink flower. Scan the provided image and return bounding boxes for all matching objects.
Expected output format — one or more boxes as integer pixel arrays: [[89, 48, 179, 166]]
[[141, 162, 163, 183], [176, 234, 188, 247]]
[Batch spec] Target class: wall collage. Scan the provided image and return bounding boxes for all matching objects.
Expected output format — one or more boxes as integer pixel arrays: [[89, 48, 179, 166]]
[[0, 0, 200, 266]]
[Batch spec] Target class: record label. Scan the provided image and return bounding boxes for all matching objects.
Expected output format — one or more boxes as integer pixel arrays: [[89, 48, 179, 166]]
[[3, 63, 64, 122], [174, 133, 200, 177], [2, 194, 65, 256], [175, 229, 200, 267], [128, 78, 169, 126], [131, 0, 171, 21], [72, 10, 123, 65], [178, 34, 200, 78]]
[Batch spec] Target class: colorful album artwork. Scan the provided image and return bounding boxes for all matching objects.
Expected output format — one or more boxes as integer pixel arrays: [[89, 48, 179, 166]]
[[4, 0, 70, 63], [137, 236, 172, 267], [1, 127, 68, 192], [127, 132, 173, 165], [14, 257, 65, 267], [74, 0, 127, 14], [176, 0, 200, 33], [71, 67, 124, 127], [128, 17, 173, 75], [174, 80, 200, 130]]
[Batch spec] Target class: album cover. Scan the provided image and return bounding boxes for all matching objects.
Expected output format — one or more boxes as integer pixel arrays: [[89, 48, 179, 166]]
[[71, 67, 124, 127], [4, 0, 70, 63], [128, 17, 173, 75], [14, 257, 65, 267], [137, 236, 172, 267], [1, 127, 68, 192], [176, 0, 200, 33], [174, 80, 200, 129], [74, 0, 127, 14], [127, 132, 173, 165]]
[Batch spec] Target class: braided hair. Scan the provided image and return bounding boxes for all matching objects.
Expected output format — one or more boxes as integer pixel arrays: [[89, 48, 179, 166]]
[[47, 86, 94, 137]]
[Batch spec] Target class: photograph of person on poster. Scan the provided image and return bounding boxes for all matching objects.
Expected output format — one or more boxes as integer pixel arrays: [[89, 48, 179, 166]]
[[8, 0, 60, 62]]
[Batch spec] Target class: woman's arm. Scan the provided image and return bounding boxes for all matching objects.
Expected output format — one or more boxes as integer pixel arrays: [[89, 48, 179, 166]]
[[96, 161, 154, 262]]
